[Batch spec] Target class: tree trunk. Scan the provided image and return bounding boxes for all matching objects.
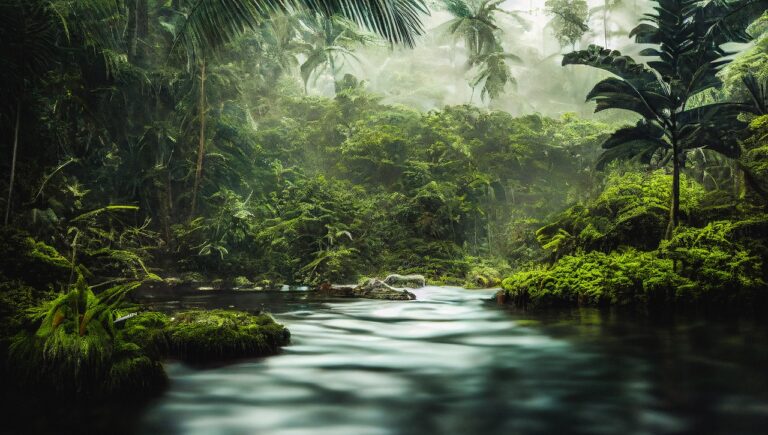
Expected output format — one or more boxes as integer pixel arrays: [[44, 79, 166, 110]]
[[603, 0, 608, 47], [190, 59, 206, 218], [329, 54, 339, 94], [735, 162, 746, 200], [137, 0, 148, 39], [126, 0, 148, 63], [486, 209, 492, 256], [666, 142, 680, 239], [4, 100, 21, 226]]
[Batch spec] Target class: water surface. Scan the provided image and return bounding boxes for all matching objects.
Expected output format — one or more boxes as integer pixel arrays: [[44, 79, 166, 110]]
[[136, 286, 768, 435]]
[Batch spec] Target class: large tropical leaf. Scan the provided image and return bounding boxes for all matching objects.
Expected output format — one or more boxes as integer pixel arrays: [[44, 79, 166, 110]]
[[695, 0, 768, 44], [596, 119, 668, 169], [585, 77, 670, 119], [562, 45, 659, 87], [173, 0, 428, 58]]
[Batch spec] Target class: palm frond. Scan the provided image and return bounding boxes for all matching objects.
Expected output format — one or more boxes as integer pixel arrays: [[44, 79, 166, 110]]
[[173, 0, 428, 59]]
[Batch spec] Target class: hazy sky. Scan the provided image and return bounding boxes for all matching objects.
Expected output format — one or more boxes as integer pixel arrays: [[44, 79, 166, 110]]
[[306, 0, 651, 118]]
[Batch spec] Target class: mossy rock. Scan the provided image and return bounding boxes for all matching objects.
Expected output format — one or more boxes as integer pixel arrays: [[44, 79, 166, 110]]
[[120, 311, 172, 359], [165, 310, 290, 362], [233, 276, 254, 287]]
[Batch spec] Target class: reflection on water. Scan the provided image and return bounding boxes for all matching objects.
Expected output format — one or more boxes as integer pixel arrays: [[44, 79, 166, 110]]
[[136, 287, 768, 435]]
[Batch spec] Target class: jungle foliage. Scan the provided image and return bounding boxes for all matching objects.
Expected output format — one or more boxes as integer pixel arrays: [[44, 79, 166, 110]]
[[496, 0, 768, 311], [0, 0, 768, 410]]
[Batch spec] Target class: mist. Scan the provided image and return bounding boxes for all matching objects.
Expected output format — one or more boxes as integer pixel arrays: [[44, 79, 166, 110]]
[[304, 0, 651, 118]]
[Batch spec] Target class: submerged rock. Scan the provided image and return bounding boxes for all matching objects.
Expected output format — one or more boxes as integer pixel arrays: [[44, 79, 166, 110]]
[[383, 274, 426, 288], [317, 279, 416, 300]]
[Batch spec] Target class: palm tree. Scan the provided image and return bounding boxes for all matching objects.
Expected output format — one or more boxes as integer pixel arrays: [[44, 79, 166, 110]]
[[563, 0, 767, 236], [260, 14, 306, 81], [469, 50, 520, 102], [172, 0, 427, 58], [441, 0, 522, 102], [298, 14, 375, 94]]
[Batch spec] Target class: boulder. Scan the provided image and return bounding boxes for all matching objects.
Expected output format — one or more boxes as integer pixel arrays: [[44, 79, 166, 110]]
[[353, 279, 416, 300], [383, 274, 426, 288], [316, 279, 416, 300]]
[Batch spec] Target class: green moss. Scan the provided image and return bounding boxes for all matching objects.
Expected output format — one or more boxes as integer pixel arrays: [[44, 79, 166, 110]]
[[661, 221, 766, 304], [463, 259, 510, 288], [536, 170, 706, 258], [233, 276, 253, 287], [501, 216, 768, 310], [120, 311, 171, 359], [500, 249, 689, 308], [6, 278, 165, 398], [0, 228, 71, 288], [165, 310, 291, 362]]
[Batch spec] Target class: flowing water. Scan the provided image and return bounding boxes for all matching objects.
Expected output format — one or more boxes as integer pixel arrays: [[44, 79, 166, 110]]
[[134, 286, 768, 435]]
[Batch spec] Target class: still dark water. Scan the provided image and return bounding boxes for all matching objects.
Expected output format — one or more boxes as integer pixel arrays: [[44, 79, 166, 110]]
[[133, 286, 768, 435]]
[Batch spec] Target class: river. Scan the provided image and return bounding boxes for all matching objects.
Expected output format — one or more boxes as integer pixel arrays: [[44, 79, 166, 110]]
[[129, 286, 768, 434]]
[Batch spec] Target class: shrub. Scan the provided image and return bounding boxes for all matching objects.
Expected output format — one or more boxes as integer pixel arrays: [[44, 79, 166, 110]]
[[536, 170, 706, 258], [7, 277, 166, 397], [661, 221, 767, 305]]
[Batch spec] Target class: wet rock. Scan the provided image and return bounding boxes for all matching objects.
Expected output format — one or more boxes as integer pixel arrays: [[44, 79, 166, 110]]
[[316, 280, 416, 300], [356, 279, 416, 300], [383, 274, 426, 288]]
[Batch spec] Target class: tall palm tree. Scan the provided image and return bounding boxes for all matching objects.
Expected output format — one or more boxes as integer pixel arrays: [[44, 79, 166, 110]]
[[563, 0, 767, 236], [441, 0, 523, 101], [469, 50, 520, 102]]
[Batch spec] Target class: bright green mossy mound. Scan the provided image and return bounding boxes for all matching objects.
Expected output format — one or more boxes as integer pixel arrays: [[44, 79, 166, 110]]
[[500, 218, 768, 310], [164, 310, 291, 362], [501, 250, 687, 307]]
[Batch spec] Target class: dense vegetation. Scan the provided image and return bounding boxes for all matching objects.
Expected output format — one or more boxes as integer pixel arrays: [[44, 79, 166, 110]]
[[0, 0, 767, 413]]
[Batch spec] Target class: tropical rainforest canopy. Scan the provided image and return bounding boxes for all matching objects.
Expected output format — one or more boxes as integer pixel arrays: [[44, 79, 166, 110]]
[[0, 0, 767, 432]]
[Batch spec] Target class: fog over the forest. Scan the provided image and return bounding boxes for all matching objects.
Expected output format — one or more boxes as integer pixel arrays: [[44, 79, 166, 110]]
[[304, 0, 655, 117]]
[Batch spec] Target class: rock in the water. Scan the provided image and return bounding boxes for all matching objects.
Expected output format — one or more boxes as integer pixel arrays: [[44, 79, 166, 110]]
[[354, 279, 416, 300], [316, 280, 416, 300], [383, 273, 426, 289]]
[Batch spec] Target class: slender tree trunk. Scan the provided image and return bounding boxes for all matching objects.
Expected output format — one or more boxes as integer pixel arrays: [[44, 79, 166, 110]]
[[4, 100, 21, 226], [735, 161, 746, 200], [486, 209, 492, 256], [127, 0, 137, 60], [666, 140, 680, 239], [126, 0, 148, 63], [329, 55, 339, 94], [190, 59, 206, 218], [603, 0, 608, 47]]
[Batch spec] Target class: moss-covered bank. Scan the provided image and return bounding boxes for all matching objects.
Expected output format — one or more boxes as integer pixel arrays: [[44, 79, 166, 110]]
[[499, 218, 768, 311], [2, 285, 290, 404]]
